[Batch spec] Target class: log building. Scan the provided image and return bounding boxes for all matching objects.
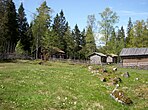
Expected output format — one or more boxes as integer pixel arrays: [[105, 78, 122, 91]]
[[119, 48, 148, 69], [88, 52, 106, 65]]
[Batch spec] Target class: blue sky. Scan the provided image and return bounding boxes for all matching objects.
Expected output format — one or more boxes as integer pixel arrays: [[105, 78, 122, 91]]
[[14, 0, 148, 32]]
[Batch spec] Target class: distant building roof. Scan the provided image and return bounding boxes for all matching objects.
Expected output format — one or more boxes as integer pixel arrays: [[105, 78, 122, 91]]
[[120, 48, 148, 56], [88, 52, 106, 57], [107, 54, 118, 57]]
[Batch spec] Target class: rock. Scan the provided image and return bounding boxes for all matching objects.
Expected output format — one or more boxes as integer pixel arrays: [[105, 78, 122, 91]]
[[88, 66, 93, 71], [100, 77, 107, 82], [103, 69, 107, 73], [113, 67, 117, 71], [121, 72, 130, 78], [110, 90, 133, 105], [112, 77, 122, 85]]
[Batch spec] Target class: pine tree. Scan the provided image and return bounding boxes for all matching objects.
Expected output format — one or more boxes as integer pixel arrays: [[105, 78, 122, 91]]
[[116, 27, 125, 55], [52, 10, 68, 52], [0, 0, 6, 52], [0, 0, 19, 54], [72, 24, 82, 59], [142, 25, 148, 47], [120, 26, 125, 47], [126, 17, 133, 47], [32, 1, 52, 58], [78, 29, 86, 59], [85, 26, 96, 56], [18, 3, 32, 53], [64, 26, 75, 58], [107, 28, 116, 54]]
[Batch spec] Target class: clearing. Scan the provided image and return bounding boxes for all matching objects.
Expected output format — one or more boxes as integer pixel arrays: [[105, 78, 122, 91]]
[[0, 60, 147, 110]]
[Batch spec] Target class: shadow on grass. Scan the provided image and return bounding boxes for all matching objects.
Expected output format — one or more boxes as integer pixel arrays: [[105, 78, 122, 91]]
[[0, 59, 17, 63]]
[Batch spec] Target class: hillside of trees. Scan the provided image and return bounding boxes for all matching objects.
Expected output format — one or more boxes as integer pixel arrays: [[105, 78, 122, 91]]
[[0, 1, 148, 60]]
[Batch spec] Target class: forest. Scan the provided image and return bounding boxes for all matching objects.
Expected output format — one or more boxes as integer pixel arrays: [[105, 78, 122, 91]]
[[0, 0, 148, 60]]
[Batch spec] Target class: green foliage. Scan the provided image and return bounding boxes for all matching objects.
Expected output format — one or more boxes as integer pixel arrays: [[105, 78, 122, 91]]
[[126, 19, 148, 47], [116, 26, 125, 55], [0, 0, 19, 53], [106, 28, 116, 54], [18, 3, 32, 54], [98, 7, 119, 45], [126, 17, 133, 47], [85, 26, 96, 56], [100, 26, 125, 56], [64, 26, 75, 58], [52, 10, 68, 52], [87, 14, 96, 30], [32, 1, 52, 58], [72, 24, 83, 59]]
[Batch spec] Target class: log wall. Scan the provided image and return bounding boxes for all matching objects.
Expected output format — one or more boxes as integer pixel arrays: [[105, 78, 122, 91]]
[[122, 56, 148, 69]]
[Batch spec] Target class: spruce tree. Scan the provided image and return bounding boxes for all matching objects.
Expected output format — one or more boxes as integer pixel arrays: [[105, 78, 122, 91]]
[[72, 24, 82, 59], [85, 26, 96, 56], [107, 28, 116, 54], [63, 26, 75, 58], [18, 3, 31, 53], [52, 10, 68, 52], [0, 0, 6, 52], [126, 17, 133, 47], [116, 27, 125, 55], [1, 0, 19, 53]]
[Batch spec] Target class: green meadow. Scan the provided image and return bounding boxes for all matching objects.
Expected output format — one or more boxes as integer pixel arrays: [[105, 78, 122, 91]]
[[0, 60, 147, 110]]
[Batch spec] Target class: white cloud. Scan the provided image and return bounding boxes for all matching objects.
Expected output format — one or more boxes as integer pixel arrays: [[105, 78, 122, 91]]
[[94, 33, 105, 47], [118, 10, 148, 16]]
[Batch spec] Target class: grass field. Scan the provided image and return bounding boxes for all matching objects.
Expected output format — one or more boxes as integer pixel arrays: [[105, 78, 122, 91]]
[[0, 60, 147, 110]]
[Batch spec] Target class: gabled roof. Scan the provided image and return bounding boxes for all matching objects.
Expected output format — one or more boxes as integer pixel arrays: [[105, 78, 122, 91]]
[[120, 48, 148, 56], [88, 52, 106, 57]]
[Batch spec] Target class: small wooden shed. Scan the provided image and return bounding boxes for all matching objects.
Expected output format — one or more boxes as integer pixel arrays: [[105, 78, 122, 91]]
[[88, 52, 106, 65], [119, 48, 148, 69], [107, 54, 118, 64]]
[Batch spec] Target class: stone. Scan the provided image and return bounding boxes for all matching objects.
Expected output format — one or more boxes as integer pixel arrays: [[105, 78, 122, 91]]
[[100, 77, 107, 82], [113, 67, 117, 71], [110, 90, 133, 105], [113, 77, 122, 84], [88, 66, 93, 71], [103, 69, 107, 73], [121, 72, 130, 78]]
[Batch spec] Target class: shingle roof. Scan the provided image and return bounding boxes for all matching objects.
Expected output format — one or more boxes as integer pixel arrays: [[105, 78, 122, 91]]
[[120, 48, 148, 56]]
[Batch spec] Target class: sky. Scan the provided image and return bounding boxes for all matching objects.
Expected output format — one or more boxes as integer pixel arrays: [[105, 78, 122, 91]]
[[13, 0, 148, 46], [13, 0, 148, 30]]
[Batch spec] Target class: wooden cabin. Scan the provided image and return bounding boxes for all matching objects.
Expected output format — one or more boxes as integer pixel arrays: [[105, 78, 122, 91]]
[[119, 48, 148, 69], [88, 52, 106, 65], [32, 46, 65, 60], [107, 54, 118, 64]]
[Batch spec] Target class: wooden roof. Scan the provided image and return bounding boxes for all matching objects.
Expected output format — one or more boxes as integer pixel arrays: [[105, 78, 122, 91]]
[[88, 52, 106, 57], [120, 48, 148, 56], [107, 54, 118, 57]]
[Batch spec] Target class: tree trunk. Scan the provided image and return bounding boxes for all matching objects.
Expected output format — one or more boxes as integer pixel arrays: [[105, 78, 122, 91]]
[[36, 34, 39, 59]]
